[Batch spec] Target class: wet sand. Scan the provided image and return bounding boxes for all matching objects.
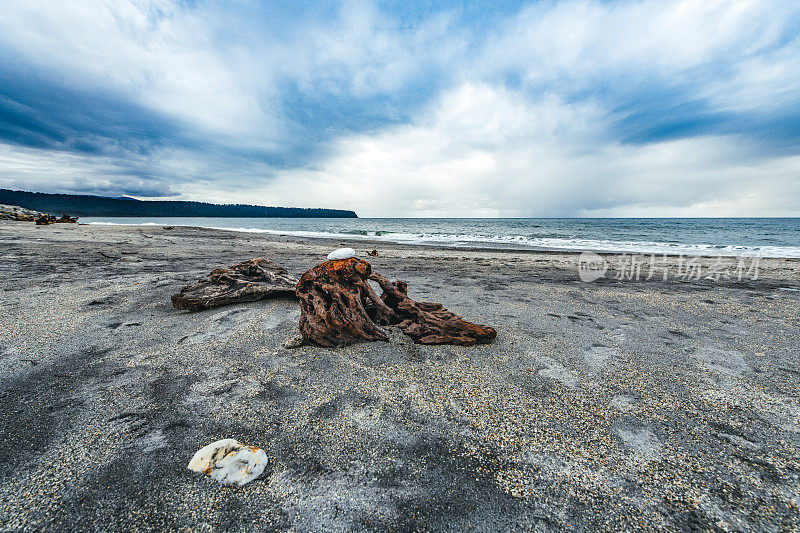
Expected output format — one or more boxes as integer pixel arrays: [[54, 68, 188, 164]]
[[1, 221, 799, 531]]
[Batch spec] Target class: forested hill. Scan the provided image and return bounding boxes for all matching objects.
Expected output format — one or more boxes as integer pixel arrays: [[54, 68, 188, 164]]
[[0, 189, 357, 218]]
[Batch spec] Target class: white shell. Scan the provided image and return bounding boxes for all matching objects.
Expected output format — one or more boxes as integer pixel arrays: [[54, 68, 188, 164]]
[[187, 439, 267, 486], [327, 247, 356, 260]]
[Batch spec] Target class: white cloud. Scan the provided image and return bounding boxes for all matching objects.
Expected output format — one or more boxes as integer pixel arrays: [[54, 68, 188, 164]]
[[0, 0, 463, 146], [278, 1, 465, 98], [483, 0, 789, 76], [237, 83, 800, 217], [4, 82, 796, 216], [477, 0, 800, 117], [0, 1, 273, 141]]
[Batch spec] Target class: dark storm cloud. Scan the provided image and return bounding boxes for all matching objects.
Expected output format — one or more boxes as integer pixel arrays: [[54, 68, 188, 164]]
[[0, 56, 187, 149]]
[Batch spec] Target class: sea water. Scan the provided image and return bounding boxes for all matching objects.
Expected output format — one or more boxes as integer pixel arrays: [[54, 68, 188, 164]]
[[84, 217, 800, 258]]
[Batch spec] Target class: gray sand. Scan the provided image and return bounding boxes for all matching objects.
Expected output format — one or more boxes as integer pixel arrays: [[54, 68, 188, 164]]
[[1, 221, 798, 531]]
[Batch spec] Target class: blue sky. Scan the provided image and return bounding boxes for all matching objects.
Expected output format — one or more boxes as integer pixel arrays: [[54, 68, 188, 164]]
[[0, 0, 798, 216]]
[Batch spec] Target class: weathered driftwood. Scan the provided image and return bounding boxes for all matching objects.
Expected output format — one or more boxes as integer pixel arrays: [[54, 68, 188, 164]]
[[296, 258, 392, 347], [172, 258, 298, 311], [295, 257, 497, 347], [369, 272, 497, 346], [34, 213, 76, 224]]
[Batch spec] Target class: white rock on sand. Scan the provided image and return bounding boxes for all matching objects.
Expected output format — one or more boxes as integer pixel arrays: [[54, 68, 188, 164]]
[[327, 247, 356, 260], [187, 439, 268, 485]]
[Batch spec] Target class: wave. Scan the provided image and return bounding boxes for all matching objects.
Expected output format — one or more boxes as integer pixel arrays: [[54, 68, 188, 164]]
[[86, 220, 800, 257]]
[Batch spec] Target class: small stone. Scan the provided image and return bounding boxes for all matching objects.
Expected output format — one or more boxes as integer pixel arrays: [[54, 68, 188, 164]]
[[187, 439, 267, 486], [283, 335, 305, 349], [327, 247, 356, 260]]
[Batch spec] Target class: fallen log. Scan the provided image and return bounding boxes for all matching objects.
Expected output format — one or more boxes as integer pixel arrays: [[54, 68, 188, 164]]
[[295, 256, 496, 347], [172, 258, 298, 311]]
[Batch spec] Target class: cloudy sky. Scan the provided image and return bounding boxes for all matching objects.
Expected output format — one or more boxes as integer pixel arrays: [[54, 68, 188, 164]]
[[0, 0, 798, 217]]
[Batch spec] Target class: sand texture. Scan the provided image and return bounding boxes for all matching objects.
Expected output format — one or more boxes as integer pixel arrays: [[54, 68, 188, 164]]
[[1, 221, 799, 531]]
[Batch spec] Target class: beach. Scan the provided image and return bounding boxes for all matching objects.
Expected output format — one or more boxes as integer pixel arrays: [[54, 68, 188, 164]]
[[1, 220, 799, 531]]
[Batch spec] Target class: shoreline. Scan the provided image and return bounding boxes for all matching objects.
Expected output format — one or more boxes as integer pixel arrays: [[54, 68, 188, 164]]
[[79, 221, 800, 289], [78, 218, 800, 259], [1, 220, 798, 531], [6, 220, 800, 288]]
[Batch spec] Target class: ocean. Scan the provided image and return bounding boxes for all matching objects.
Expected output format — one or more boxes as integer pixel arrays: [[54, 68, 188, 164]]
[[83, 217, 800, 258]]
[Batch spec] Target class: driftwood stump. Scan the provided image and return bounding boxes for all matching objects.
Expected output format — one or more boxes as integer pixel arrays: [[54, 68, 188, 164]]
[[296, 258, 392, 347], [172, 258, 298, 311], [296, 257, 496, 347]]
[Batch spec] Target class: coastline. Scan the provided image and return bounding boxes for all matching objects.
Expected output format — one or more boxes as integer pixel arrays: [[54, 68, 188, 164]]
[[1, 220, 799, 531], [80, 217, 800, 258], [79, 220, 800, 286]]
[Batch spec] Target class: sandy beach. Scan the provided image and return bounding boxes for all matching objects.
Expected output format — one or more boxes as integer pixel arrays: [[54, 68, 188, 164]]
[[1, 220, 798, 531]]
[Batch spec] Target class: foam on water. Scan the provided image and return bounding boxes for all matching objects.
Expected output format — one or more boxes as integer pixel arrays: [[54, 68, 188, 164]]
[[85, 217, 800, 258]]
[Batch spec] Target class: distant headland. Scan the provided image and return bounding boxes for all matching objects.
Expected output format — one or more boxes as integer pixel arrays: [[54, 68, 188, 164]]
[[0, 189, 357, 218]]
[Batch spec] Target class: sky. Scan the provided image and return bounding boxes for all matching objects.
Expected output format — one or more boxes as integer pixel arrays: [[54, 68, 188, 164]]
[[0, 0, 798, 217]]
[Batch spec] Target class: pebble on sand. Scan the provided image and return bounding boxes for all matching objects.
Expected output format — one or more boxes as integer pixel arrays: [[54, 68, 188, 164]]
[[327, 247, 356, 260], [187, 439, 267, 486]]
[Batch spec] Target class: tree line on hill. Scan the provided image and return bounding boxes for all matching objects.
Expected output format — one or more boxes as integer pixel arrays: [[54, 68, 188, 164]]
[[0, 189, 357, 218]]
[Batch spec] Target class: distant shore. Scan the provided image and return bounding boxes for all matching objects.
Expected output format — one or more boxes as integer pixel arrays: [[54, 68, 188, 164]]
[[1, 220, 798, 531], [0, 188, 358, 218]]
